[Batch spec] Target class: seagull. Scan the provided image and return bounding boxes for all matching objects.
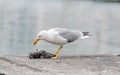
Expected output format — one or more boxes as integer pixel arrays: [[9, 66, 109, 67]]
[[33, 28, 91, 59]]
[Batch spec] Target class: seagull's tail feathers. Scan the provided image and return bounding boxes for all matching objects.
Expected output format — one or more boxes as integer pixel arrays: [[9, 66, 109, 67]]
[[80, 32, 92, 39], [82, 32, 89, 36]]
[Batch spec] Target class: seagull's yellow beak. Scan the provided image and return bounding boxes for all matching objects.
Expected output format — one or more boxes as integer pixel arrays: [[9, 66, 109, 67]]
[[33, 37, 40, 45]]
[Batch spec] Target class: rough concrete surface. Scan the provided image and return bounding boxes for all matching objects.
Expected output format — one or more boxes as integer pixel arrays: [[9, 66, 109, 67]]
[[0, 55, 120, 75]]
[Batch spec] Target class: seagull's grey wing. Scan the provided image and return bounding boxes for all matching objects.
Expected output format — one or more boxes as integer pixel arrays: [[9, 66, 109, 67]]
[[55, 28, 81, 43]]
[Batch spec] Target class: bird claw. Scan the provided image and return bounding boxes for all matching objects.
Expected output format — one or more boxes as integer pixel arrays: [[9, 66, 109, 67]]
[[51, 55, 59, 59], [51, 57, 57, 59]]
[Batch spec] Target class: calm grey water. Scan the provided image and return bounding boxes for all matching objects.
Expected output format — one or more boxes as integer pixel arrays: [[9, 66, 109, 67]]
[[0, 0, 120, 55]]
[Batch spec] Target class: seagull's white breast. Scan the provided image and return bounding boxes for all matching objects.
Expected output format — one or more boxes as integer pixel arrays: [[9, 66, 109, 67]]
[[43, 29, 68, 45]]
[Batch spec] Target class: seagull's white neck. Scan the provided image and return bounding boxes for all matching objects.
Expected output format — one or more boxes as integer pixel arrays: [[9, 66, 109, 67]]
[[39, 30, 56, 43]]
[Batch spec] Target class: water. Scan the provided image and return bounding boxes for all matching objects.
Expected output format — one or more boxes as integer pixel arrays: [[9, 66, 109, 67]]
[[0, 0, 120, 55]]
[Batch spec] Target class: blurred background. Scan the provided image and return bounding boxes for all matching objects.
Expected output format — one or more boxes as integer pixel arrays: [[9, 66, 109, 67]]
[[0, 0, 120, 55]]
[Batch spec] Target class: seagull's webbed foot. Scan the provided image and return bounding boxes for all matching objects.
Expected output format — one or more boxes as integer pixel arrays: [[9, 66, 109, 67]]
[[52, 55, 58, 59]]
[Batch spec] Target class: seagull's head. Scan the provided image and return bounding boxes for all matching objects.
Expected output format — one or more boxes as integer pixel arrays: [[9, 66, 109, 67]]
[[33, 30, 47, 45]]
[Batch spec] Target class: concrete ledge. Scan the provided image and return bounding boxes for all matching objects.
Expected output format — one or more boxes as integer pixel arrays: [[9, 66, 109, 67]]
[[0, 55, 120, 75]]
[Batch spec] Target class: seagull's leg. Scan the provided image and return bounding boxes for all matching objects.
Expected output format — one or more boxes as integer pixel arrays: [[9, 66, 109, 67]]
[[53, 45, 63, 59]]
